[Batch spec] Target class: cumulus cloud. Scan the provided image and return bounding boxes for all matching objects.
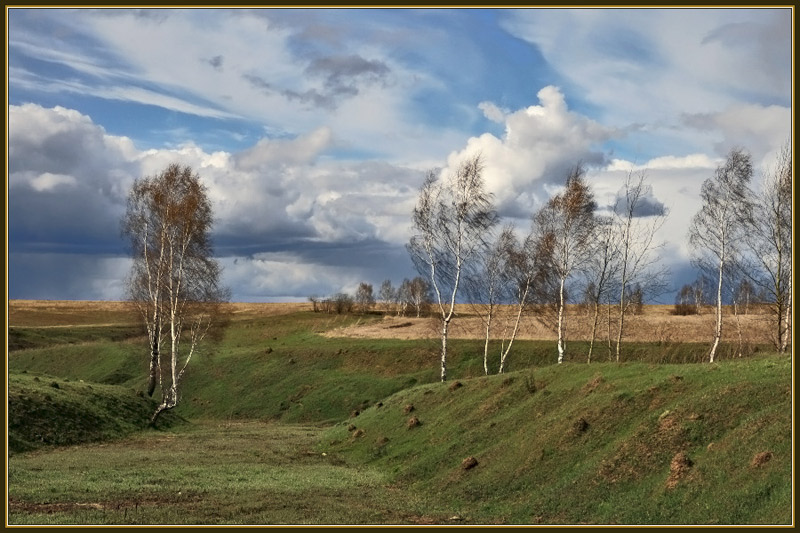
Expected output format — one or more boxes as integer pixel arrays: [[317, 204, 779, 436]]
[[613, 154, 717, 172], [500, 8, 791, 159], [8, 104, 141, 255], [29, 173, 78, 192], [478, 101, 509, 123], [445, 86, 616, 217], [220, 241, 415, 301], [8, 103, 424, 300]]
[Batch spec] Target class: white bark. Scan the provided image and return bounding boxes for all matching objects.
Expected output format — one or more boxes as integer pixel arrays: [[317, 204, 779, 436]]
[[557, 276, 566, 364], [408, 156, 497, 382], [709, 255, 724, 363], [498, 284, 531, 374]]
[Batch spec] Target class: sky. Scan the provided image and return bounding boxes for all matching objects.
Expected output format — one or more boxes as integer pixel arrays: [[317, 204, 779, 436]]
[[6, 7, 793, 303]]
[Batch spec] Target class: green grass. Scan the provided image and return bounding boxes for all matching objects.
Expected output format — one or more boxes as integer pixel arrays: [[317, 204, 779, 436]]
[[320, 356, 792, 525], [8, 325, 143, 352], [8, 421, 439, 525], [6, 309, 793, 525], [8, 373, 181, 455]]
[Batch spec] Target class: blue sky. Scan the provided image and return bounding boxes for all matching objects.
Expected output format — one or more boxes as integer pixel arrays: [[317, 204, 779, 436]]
[[6, 7, 793, 302]]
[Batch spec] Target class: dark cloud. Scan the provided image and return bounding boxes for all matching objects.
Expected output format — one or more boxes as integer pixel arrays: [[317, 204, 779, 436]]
[[281, 87, 337, 110], [243, 73, 339, 110], [8, 105, 139, 264], [206, 55, 224, 70], [244, 54, 390, 110], [681, 112, 714, 131], [9, 252, 129, 300], [9, 185, 126, 255], [609, 194, 668, 218], [242, 73, 273, 93], [306, 54, 390, 88]]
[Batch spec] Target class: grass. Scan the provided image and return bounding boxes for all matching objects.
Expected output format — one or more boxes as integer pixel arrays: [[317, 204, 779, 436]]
[[6, 303, 794, 525], [320, 356, 792, 525], [8, 373, 181, 455], [8, 325, 143, 352], [8, 421, 437, 525]]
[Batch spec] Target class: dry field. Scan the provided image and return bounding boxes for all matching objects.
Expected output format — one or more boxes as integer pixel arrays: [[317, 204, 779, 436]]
[[7, 300, 781, 346], [7, 300, 313, 328], [324, 304, 780, 345]]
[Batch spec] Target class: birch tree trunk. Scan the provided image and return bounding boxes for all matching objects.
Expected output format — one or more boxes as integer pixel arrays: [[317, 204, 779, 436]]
[[587, 301, 600, 364], [781, 278, 791, 353], [498, 298, 527, 373], [709, 259, 724, 363], [441, 318, 450, 382], [557, 276, 566, 364], [483, 312, 492, 375]]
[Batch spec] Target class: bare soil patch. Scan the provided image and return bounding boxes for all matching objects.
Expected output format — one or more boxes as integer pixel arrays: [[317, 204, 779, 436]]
[[750, 451, 773, 468], [666, 452, 693, 489]]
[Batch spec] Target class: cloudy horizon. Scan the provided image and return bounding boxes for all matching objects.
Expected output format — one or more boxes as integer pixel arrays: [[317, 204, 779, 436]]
[[7, 7, 792, 303]]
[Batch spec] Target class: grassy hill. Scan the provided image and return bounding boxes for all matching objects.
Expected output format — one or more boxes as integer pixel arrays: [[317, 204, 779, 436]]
[[8, 373, 181, 454], [6, 302, 793, 524], [320, 356, 792, 524]]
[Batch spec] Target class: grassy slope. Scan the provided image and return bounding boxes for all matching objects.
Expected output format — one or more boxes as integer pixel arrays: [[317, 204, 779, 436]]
[[7, 309, 793, 524], [320, 356, 792, 525], [8, 373, 181, 454], [8, 311, 759, 424]]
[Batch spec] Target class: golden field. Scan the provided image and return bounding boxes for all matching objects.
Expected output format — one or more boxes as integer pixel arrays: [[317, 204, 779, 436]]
[[7, 300, 782, 347]]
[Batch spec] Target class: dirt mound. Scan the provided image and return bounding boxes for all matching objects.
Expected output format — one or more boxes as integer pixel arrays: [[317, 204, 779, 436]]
[[581, 374, 604, 394], [750, 451, 773, 468], [666, 452, 693, 489], [461, 456, 478, 470]]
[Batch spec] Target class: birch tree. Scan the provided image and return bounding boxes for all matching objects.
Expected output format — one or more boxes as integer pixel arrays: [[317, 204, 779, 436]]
[[466, 225, 514, 375], [355, 282, 376, 313], [379, 279, 396, 314], [407, 277, 432, 318], [688, 148, 753, 363], [122, 164, 228, 424], [613, 171, 669, 362], [534, 165, 596, 364], [497, 225, 543, 373], [407, 154, 498, 381], [583, 216, 621, 363], [743, 144, 792, 352]]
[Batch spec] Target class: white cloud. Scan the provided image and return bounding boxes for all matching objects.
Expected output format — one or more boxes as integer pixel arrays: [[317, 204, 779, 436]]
[[11, 9, 473, 165], [682, 102, 791, 166], [30, 172, 78, 192], [445, 86, 616, 216], [606, 154, 717, 172], [478, 101, 508, 123], [8, 102, 424, 300], [500, 8, 791, 158], [234, 127, 333, 171]]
